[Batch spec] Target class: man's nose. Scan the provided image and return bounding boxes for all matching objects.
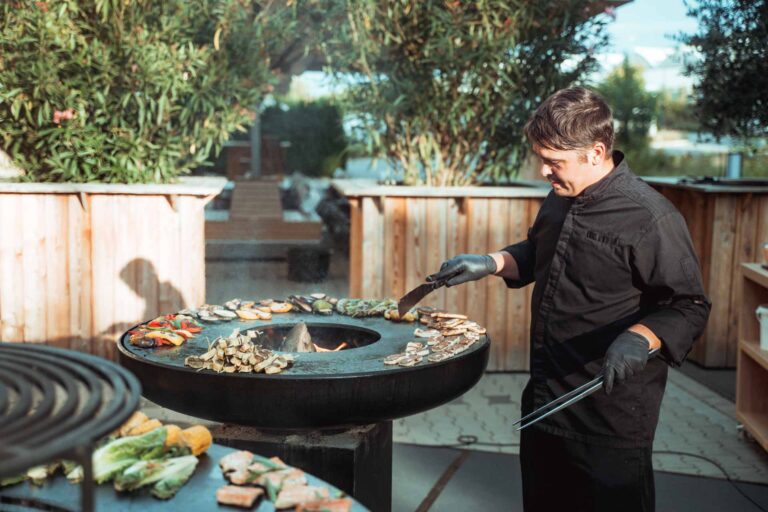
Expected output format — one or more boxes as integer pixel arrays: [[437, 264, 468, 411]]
[[539, 165, 551, 178]]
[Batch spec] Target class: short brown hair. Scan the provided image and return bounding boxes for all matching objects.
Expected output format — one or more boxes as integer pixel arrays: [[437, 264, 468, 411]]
[[524, 87, 614, 154]]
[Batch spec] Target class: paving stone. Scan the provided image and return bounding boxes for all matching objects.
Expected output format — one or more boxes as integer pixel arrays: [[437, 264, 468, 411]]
[[394, 370, 768, 484]]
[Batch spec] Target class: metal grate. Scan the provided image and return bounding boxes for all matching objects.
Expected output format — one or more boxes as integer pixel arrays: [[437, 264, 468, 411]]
[[0, 342, 141, 511]]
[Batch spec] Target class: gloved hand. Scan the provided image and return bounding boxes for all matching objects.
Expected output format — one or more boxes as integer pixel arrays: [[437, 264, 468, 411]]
[[602, 331, 650, 395], [426, 254, 497, 287]]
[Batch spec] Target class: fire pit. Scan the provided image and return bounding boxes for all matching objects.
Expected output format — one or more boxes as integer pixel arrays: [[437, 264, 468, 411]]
[[118, 305, 489, 511], [118, 312, 489, 429]]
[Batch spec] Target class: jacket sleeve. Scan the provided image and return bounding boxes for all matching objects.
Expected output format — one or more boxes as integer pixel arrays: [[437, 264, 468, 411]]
[[631, 211, 711, 366], [501, 228, 536, 289]]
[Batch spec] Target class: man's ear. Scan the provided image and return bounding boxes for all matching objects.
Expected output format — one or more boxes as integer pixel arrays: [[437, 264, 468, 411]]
[[591, 142, 607, 165]]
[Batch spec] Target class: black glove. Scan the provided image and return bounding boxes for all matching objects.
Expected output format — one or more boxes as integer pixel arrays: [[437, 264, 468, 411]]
[[426, 254, 497, 287], [602, 331, 650, 395]]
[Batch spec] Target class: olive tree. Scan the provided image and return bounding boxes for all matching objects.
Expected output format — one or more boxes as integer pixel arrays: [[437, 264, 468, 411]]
[[322, 0, 611, 185]]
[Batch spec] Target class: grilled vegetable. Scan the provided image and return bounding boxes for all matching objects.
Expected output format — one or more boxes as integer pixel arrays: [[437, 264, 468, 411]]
[[216, 485, 264, 508], [63, 460, 84, 484], [163, 425, 183, 448], [113, 455, 198, 499], [0, 474, 26, 487], [127, 418, 162, 437], [312, 300, 333, 315], [181, 425, 212, 456], [93, 427, 167, 483], [27, 463, 58, 485], [118, 411, 150, 437]]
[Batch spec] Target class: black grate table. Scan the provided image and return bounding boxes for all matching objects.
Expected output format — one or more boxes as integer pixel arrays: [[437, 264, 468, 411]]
[[0, 342, 141, 511]]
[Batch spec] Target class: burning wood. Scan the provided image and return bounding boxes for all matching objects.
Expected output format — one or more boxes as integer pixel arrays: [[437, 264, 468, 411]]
[[281, 322, 315, 352], [279, 322, 348, 353]]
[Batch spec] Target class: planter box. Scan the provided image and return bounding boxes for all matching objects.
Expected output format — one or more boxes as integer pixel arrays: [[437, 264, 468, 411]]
[[0, 177, 226, 360], [646, 178, 768, 367], [333, 179, 547, 371]]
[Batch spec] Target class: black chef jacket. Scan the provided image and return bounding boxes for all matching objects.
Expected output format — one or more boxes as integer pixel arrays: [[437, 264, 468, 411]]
[[503, 151, 711, 448]]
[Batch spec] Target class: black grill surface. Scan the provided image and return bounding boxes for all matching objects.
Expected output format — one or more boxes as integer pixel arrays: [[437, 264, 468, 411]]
[[118, 313, 490, 429]]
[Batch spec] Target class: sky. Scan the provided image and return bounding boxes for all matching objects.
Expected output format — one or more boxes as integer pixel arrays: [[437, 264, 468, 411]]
[[588, 0, 701, 91], [608, 0, 698, 53]]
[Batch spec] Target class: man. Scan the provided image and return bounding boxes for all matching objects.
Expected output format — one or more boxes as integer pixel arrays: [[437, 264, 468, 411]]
[[428, 87, 711, 512]]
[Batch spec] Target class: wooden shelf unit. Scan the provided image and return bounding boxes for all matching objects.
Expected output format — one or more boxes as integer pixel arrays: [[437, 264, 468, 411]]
[[736, 263, 768, 452]]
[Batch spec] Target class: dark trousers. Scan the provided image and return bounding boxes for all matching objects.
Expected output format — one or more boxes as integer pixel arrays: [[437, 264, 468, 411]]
[[520, 428, 654, 512]]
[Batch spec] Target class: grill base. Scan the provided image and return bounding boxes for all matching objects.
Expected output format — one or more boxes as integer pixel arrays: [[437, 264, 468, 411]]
[[211, 422, 392, 512]]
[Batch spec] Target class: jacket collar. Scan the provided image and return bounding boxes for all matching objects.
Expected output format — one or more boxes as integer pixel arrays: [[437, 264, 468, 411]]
[[575, 151, 629, 204]]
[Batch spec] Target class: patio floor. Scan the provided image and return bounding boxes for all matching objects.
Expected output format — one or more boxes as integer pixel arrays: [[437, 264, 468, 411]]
[[140, 243, 768, 510]]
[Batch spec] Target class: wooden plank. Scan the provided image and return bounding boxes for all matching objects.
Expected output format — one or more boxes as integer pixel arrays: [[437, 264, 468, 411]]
[[757, 196, 768, 266], [485, 198, 509, 371], [700, 195, 738, 366], [331, 179, 552, 199], [727, 194, 760, 365], [21, 195, 46, 343], [135, 198, 160, 333], [114, 195, 142, 348], [0, 177, 226, 196], [44, 195, 71, 349], [90, 195, 118, 359], [503, 198, 535, 371], [0, 195, 24, 342], [67, 194, 92, 352], [523, 199, 542, 368], [361, 197, 385, 299], [348, 198, 363, 297], [383, 197, 408, 299], [444, 198, 468, 315], [696, 194, 717, 362], [180, 196, 205, 308], [464, 199, 489, 342], [424, 199, 449, 309], [157, 195, 184, 316], [680, 191, 704, 366], [404, 198, 427, 299]]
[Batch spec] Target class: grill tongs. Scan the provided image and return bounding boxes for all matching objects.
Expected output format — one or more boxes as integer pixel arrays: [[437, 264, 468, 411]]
[[515, 348, 660, 431]]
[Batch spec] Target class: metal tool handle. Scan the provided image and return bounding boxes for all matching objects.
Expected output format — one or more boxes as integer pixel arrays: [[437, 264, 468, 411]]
[[516, 347, 661, 431]]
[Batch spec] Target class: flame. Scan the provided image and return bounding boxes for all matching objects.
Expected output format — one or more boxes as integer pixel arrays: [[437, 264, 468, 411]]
[[313, 342, 348, 352]]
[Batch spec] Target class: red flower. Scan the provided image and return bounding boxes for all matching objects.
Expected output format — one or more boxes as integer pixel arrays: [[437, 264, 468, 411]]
[[53, 108, 75, 125]]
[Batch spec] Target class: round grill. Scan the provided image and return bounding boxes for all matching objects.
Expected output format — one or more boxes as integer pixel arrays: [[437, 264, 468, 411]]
[[118, 313, 489, 429], [0, 342, 141, 478]]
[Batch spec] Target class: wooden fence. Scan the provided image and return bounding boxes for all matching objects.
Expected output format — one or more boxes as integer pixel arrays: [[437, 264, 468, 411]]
[[0, 178, 224, 360], [651, 183, 768, 367]]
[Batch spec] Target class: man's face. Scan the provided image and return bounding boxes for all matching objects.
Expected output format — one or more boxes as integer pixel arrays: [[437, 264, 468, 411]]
[[533, 145, 606, 197]]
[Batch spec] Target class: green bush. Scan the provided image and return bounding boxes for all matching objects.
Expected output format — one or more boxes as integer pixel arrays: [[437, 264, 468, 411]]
[[321, 0, 610, 185], [261, 100, 348, 177], [0, 0, 298, 183]]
